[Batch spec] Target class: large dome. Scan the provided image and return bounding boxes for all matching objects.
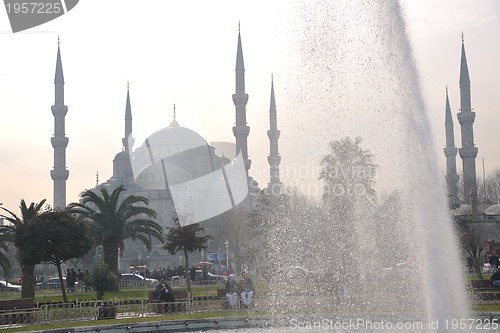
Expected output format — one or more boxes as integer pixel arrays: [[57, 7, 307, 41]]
[[130, 126, 209, 178], [145, 126, 207, 149]]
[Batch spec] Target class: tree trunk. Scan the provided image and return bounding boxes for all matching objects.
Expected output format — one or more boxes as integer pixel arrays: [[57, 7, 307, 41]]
[[184, 249, 191, 297], [103, 244, 119, 290], [21, 264, 35, 298], [96, 290, 104, 300], [103, 245, 119, 276], [56, 263, 68, 303]]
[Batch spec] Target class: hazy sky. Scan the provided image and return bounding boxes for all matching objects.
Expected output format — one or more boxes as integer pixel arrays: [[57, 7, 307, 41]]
[[0, 0, 499, 212]]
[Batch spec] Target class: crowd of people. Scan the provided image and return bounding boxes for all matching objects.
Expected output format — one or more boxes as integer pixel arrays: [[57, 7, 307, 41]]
[[151, 269, 256, 310]]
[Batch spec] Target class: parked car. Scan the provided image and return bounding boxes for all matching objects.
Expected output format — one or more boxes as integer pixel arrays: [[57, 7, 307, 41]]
[[119, 273, 157, 288], [37, 277, 78, 289], [286, 266, 317, 279], [0, 280, 21, 292]]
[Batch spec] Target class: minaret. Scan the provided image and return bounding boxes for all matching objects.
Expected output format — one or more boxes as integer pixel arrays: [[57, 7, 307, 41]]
[[122, 81, 134, 151], [232, 23, 251, 174], [457, 34, 478, 216], [112, 84, 135, 185], [50, 38, 69, 210], [443, 86, 459, 206], [267, 76, 281, 194]]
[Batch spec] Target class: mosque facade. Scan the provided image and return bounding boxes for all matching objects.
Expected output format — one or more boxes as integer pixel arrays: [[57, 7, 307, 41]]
[[51, 30, 281, 270]]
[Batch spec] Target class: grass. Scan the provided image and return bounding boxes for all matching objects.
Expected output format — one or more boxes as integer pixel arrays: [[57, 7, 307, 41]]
[[473, 304, 500, 312], [0, 284, 223, 302]]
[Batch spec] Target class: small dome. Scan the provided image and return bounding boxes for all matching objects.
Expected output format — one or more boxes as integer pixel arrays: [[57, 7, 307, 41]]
[[113, 151, 129, 161], [485, 204, 500, 216], [452, 204, 472, 216]]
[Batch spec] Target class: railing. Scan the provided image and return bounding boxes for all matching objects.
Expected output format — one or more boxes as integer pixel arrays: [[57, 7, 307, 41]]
[[0, 296, 233, 326]]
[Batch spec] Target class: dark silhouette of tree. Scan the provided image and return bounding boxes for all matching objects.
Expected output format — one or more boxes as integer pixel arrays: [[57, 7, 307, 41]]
[[84, 262, 117, 300], [0, 228, 11, 277], [0, 199, 47, 298], [478, 168, 500, 204], [22, 210, 93, 302], [319, 137, 377, 287], [67, 185, 163, 282], [320, 136, 377, 210], [163, 219, 211, 296], [455, 216, 484, 279]]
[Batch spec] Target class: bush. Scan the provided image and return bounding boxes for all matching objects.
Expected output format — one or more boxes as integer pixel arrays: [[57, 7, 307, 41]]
[[84, 262, 117, 299]]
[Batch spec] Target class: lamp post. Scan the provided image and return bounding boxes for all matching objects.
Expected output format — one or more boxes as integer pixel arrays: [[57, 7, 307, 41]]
[[225, 240, 229, 274]]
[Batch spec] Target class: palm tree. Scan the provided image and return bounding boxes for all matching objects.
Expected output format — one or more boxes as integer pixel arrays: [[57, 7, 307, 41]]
[[0, 230, 12, 278], [0, 199, 47, 298], [67, 185, 163, 279]]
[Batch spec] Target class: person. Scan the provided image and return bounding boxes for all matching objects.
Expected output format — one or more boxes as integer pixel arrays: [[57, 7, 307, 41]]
[[154, 278, 175, 302], [488, 253, 500, 271], [165, 266, 173, 281], [225, 274, 239, 309], [77, 269, 85, 292], [490, 253, 500, 271], [84, 268, 90, 292], [69, 268, 77, 292], [239, 271, 254, 308], [189, 265, 196, 282], [491, 269, 500, 288], [65, 268, 74, 292], [202, 266, 208, 281]]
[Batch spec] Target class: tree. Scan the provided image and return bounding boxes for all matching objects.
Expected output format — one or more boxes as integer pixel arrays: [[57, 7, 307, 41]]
[[320, 136, 377, 210], [455, 216, 484, 279], [0, 229, 12, 277], [21, 210, 93, 302], [84, 262, 117, 300], [163, 219, 211, 296], [478, 168, 500, 204], [67, 186, 164, 282], [204, 206, 251, 274], [0, 199, 47, 298], [319, 137, 377, 286]]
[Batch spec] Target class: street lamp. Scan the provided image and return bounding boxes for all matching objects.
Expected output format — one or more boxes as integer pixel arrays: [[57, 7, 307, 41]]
[[224, 240, 229, 274]]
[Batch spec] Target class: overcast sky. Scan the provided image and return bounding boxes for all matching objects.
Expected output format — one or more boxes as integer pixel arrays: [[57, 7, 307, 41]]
[[0, 0, 499, 212]]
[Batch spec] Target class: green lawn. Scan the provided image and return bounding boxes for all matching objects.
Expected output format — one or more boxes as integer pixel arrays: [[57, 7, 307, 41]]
[[0, 284, 223, 302]]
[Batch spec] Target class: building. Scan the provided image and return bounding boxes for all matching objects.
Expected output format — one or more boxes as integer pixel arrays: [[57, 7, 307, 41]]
[[53, 29, 282, 270], [445, 35, 500, 256]]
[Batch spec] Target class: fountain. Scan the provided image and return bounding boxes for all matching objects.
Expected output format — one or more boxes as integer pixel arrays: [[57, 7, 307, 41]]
[[78, 1, 475, 332], [236, 0, 472, 331]]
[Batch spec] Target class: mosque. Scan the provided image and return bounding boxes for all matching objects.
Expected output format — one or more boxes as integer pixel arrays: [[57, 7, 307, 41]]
[[50, 31, 282, 270], [50, 28, 500, 268], [444, 36, 500, 255]]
